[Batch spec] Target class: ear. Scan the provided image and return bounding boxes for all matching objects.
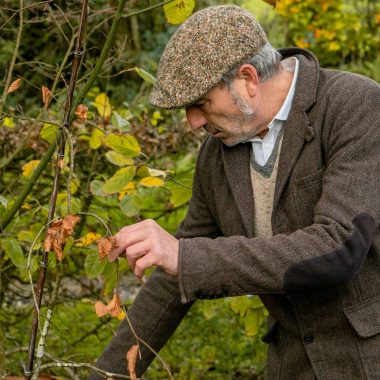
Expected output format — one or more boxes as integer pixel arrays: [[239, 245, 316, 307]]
[[237, 64, 259, 97]]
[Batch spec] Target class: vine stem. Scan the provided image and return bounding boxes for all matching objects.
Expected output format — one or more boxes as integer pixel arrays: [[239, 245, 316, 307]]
[[31, 269, 62, 380], [24, 1, 89, 377], [0, 0, 23, 115]]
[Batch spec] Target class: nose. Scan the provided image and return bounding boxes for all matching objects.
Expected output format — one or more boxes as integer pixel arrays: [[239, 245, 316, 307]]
[[185, 106, 207, 131]]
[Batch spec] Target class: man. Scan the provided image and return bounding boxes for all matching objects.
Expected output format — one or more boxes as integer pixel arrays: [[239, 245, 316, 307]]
[[89, 5, 380, 379]]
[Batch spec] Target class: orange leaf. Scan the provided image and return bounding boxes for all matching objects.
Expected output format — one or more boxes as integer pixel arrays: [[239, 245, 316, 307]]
[[95, 301, 109, 317], [43, 215, 80, 261], [126, 344, 139, 380], [75, 104, 88, 122], [58, 159, 65, 169], [62, 214, 80, 235], [41, 85, 52, 108], [97, 236, 117, 261], [7, 78, 22, 94], [106, 293, 123, 317]]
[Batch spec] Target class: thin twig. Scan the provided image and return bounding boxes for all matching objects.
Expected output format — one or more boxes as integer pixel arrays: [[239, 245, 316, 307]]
[[0, 0, 23, 114], [124, 310, 174, 380], [31, 269, 63, 380]]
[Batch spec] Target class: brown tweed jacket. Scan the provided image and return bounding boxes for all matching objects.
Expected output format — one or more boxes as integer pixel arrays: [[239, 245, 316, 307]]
[[88, 48, 380, 379]]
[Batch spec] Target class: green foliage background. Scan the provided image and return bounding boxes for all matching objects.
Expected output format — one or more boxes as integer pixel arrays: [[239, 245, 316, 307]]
[[0, 0, 379, 378]]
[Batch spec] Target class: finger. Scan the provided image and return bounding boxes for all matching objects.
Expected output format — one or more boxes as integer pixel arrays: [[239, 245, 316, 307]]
[[107, 245, 125, 262], [134, 254, 156, 279], [125, 240, 151, 259], [115, 226, 152, 250]]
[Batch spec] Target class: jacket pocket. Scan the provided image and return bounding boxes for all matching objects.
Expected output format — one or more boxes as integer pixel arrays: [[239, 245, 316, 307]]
[[343, 296, 380, 379], [291, 168, 324, 227], [344, 296, 380, 338]]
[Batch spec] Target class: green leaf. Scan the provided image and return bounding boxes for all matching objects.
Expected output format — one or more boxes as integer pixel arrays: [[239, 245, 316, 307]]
[[2, 238, 25, 268], [135, 68, 156, 85], [56, 194, 81, 215], [89, 128, 104, 150], [170, 179, 192, 207], [105, 151, 134, 166], [103, 133, 141, 158], [163, 0, 195, 25], [230, 296, 250, 317], [90, 180, 106, 196], [85, 250, 106, 278], [120, 194, 142, 217], [111, 112, 130, 131], [40, 123, 58, 143], [102, 166, 136, 194], [245, 309, 262, 336]]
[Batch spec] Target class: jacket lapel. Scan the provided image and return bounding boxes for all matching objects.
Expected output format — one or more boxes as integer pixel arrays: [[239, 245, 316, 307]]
[[273, 48, 320, 214], [221, 142, 255, 237]]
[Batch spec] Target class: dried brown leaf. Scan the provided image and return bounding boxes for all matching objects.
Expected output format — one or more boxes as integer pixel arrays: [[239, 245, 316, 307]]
[[106, 293, 123, 317], [126, 344, 139, 380], [41, 85, 52, 108], [62, 214, 80, 235], [7, 78, 22, 94], [43, 215, 80, 261], [95, 301, 109, 317], [75, 104, 88, 122], [58, 159, 65, 169], [97, 236, 116, 261]]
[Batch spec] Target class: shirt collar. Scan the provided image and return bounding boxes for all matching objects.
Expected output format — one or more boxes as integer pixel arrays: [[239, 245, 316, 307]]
[[273, 57, 299, 122]]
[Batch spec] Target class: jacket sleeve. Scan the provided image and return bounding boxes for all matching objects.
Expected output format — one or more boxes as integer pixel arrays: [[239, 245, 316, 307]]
[[87, 140, 220, 379], [178, 74, 380, 303]]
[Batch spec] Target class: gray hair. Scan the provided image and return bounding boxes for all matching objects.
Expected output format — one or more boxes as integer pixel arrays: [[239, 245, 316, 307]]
[[222, 43, 282, 85]]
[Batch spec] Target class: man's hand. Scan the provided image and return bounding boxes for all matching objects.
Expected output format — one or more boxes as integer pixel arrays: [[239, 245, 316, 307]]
[[109, 219, 179, 279]]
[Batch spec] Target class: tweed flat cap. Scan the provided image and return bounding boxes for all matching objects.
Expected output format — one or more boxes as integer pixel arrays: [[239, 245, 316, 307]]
[[150, 5, 268, 109]]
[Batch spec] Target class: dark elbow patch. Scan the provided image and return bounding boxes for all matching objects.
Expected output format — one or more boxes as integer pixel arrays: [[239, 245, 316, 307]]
[[284, 213, 377, 295]]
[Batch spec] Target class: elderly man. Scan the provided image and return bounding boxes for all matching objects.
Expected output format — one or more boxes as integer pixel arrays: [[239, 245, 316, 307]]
[[89, 5, 380, 379]]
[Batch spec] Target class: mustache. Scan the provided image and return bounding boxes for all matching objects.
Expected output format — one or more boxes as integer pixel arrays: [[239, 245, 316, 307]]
[[203, 124, 219, 134]]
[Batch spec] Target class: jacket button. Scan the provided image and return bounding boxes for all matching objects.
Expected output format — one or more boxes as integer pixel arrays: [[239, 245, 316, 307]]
[[303, 334, 314, 344]]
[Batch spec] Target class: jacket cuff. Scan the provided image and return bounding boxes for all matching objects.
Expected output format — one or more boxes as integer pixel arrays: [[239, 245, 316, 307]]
[[178, 238, 190, 304]]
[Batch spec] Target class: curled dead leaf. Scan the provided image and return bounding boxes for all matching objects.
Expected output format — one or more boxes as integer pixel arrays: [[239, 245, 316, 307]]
[[95, 301, 109, 317], [43, 214, 80, 261], [126, 344, 139, 380], [95, 293, 123, 318], [75, 104, 88, 122], [62, 214, 80, 235], [97, 236, 117, 261], [7, 78, 22, 94], [106, 293, 123, 317], [75, 104, 88, 120], [41, 85, 52, 108]]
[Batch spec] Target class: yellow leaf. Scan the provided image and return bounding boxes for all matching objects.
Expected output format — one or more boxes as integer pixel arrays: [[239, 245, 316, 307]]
[[117, 310, 126, 320], [163, 0, 195, 25], [75, 232, 102, 247], [3, 116, 15, 128], [93, 93, 111, 118], [118, 182, 136, 200], [140, 177, 164, 188], [147, 168, 168, 178], [22, 160, 40, 177], [89, 128, 105, 149]]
